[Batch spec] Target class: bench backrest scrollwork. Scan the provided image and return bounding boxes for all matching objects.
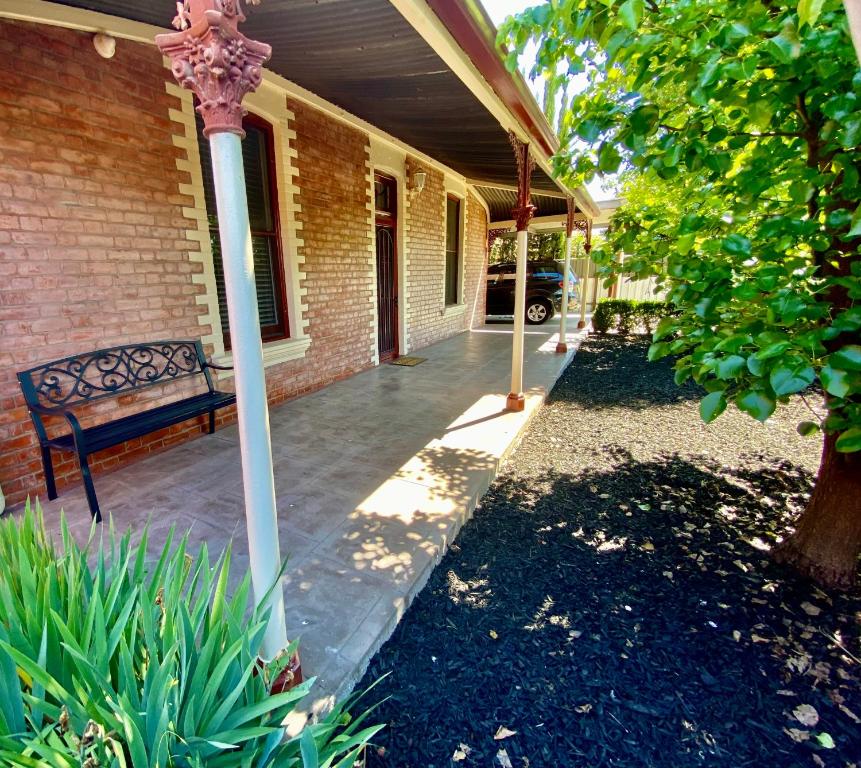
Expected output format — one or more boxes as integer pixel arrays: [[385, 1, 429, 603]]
[[16, 340, 215, 414]]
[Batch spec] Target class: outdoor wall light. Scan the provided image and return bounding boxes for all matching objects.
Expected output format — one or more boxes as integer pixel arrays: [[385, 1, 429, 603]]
[[411, 169, 427, 195], [93, 33, 117, 59]]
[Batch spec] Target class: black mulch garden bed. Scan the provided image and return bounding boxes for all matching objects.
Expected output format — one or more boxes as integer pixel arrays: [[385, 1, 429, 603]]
[[356, 334, 861, 768]]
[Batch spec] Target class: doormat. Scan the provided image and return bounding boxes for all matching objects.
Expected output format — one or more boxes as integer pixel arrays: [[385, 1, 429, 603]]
[[390, 356, 427, 367]]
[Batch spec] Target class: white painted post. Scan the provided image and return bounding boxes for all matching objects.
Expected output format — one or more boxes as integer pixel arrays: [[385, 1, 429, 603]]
[[157, 0, 288, 664], [577, 258, 589, 329], [509, 227, 528, 403], [556, 231, 572, 353], [506, 134, 534, 412], [210, 133, 288, 660]]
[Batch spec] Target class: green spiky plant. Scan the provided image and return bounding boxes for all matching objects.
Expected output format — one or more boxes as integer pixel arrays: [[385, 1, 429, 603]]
[[0, 501, 383, 767]]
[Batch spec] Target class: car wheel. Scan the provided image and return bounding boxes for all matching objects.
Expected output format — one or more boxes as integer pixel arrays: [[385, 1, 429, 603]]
[[525, 298, 553, 325]]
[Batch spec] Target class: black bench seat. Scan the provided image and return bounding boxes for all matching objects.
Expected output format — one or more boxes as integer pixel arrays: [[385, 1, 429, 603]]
[[17, 340, 236, 522]]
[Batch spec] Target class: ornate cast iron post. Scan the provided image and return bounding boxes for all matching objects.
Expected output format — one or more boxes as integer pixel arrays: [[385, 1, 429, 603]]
[[506, 132, 535, 412], [156, 1, 290, 664], [577, 217, 593, 329], [555, 198, 576, 354]]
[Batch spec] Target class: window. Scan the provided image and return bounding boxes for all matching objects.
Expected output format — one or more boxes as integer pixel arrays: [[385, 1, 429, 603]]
[[197, 113, 288, 347], [445, 195, 461, 305]]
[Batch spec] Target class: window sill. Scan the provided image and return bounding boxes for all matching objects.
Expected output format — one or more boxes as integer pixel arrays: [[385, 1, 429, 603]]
[[212, 336, 311, 377], [442, 303, 467, 318]]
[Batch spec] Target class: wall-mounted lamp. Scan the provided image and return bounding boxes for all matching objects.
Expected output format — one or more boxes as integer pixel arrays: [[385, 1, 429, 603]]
[[93, 33, 116, 59], [409, 169, 427, 196]]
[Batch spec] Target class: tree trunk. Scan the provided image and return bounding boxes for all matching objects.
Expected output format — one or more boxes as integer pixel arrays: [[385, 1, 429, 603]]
[[773, 432, 861, 589]]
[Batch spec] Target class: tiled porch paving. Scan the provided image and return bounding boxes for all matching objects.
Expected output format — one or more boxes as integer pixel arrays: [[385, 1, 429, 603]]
[[30, 316, 588, 717]]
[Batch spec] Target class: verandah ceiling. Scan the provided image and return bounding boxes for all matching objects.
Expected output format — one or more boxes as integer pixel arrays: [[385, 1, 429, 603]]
[[49, 0, 571, 212]]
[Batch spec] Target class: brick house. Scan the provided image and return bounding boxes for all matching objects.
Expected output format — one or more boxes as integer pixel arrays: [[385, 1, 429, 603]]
[[0, 0, 597, 512]]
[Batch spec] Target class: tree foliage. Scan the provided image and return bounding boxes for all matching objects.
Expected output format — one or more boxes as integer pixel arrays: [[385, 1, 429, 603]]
[[491, 231, 567, 263], [501, 0, 861, 451]]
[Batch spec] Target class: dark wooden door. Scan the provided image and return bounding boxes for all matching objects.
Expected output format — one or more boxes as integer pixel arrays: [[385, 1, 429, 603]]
[[374, 173, 398, 361]]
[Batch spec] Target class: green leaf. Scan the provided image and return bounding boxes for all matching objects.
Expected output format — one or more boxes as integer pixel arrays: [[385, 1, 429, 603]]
[[836, 428, 861, 453], [598, 141, 622, 172], [629, 104, 660, 135], [820, 365, 851, 398], [618, 0, 644, 31], [676, 233, 696, 255], [747, 355, 766, 377], [716, 355, 746, 380], [770, 365, 815, 396], [300, 727, 320, 768], [722, 234, 751, 257], [796, 421, 820, 436], [831, 345, 861, 371], [797, 0, 825, 28], [735, 390, 776, 422], [648, 342, 670, 361], [849, 203, 861, 238], [700, 391, 727, 423]]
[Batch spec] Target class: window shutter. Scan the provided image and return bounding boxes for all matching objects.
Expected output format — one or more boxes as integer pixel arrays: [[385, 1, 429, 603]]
[[196, 115, 287, 345], [445, 196, 461, 305]]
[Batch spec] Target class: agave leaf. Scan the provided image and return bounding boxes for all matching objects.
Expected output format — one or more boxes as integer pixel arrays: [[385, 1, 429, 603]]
[[208, 542, 232, 633], [224, 685, 313, 731], [106, 586, 140, 660], [200, 658, 257, 736], [113, 693, 149, 768], [0, 642, 87, 724]]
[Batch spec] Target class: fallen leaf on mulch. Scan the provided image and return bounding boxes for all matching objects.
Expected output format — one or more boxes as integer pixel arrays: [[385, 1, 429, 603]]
[[489, 629, 499, 640], [640, 541, 655, 551], [815, 732, 836, 749], [792, 704, 819, 726], [452, 743, 471, 761], [574, 703, 593, 714], [784, 728, 809, 743], [732, 630, 741, 642], [497, 748, 513, 768], [494, 726, 516, 740], [800, 601, 821, 616], [839, 704, 861, 724]]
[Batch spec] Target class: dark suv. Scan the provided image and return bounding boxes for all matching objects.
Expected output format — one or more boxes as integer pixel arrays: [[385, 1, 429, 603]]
[[486, 260, 579, 324]]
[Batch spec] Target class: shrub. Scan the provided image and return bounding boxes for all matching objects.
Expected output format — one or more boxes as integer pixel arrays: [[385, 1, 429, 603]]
[[0, 502, 382, 767], [635, 300, 669, 334], [592, 298, 673, 334], [592, 300, 615, 333]]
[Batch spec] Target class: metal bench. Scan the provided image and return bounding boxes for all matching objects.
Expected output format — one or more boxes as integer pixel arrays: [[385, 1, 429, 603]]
[[17, 340, 235, 522]]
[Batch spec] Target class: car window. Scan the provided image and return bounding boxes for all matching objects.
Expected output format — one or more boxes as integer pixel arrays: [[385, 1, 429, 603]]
[[533, 267, 561, 280]]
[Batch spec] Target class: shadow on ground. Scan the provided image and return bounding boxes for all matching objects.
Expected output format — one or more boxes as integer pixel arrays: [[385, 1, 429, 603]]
[[358, 333, 860, 768], [553, 333, 704, 410]]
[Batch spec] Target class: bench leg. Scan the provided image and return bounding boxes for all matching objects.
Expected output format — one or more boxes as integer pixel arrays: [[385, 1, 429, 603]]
[[40, 446, 58, 500], [75, 450, 102, 523], [208, 409, 216, 434]]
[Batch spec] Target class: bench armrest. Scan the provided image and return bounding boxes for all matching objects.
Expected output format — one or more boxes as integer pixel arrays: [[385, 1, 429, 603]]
[[204, 359, 234, 372]]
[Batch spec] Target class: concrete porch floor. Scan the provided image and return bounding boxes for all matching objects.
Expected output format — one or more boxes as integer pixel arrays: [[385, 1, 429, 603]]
[[31, 315, 588, 717]]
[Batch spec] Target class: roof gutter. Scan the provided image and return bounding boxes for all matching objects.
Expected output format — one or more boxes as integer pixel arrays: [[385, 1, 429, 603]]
[[420, 0, 600, 218]]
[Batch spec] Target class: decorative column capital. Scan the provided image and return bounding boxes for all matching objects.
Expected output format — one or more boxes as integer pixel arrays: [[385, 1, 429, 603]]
[[565, 197, 576, 238], [508, 132, 535, 232], [156, 0, 271, 138]]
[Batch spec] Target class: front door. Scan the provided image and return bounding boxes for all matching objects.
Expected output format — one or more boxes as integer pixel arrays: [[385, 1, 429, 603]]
[[374, 174, 398, 362]]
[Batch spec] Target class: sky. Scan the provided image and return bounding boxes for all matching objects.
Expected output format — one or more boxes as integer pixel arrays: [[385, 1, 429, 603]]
[[482, 0, 617, 202]]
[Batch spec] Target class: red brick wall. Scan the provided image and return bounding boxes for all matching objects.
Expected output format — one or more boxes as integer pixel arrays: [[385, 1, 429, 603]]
[[259, 99, 375, 402], [0, 20, 212, 507], [404, 159, 488, 351]]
